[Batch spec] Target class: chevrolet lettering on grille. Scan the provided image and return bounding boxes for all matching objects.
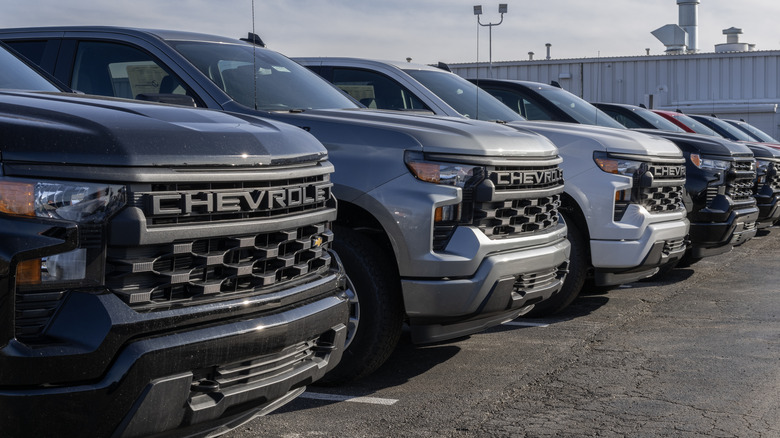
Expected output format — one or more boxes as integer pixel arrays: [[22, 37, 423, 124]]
[[652, 165, 686, 178], [146, 183, 332, 215], [492, 168, 564, 186]]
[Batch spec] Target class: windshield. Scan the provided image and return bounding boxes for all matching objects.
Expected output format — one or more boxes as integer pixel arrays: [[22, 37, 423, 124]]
[[405, 69, 523, 122], [536, 87, 626, 129], [170, 41, 359, 111], [634, 107, 685, 132], [671, 113, 720, 136], [705, 117, 758, 142], [728, 120, 778, 143], [0, 45, 60, 92]]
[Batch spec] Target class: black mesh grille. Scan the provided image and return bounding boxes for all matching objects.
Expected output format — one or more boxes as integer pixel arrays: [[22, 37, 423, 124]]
[[474, 194, 561, 237], [477, 164, 564, 238], [105, 224, 334, 307], [728, 159, 757, 202], [432, 161, 564, 250], [639, 185, 685, 213], [641, 162, 686, 214]]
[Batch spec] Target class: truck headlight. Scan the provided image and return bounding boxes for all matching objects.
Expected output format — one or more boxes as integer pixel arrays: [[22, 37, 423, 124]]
[[405, 153, 483, 222], [593, 151, 645, 178], [690, 154, 730, 171], [1, 178, 126, 285], [593, 151, 648, 212], [756, 159, 770, 184], [0, 179, 126, 223], [405, 160, 480, 188]]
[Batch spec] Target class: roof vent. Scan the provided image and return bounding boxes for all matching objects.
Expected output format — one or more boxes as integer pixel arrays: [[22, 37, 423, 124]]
[[715, 27, 754, 52], [651, 0, 699, 54]]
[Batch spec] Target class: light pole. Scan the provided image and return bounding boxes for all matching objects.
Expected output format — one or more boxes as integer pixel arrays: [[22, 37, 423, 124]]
[[473, 3, 508, 76]]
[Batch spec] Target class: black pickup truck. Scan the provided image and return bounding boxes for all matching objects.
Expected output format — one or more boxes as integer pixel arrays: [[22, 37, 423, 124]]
[[0, 44, 348, 437]]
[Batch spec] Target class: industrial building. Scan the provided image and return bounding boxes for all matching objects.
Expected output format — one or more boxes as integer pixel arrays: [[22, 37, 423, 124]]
[[449, 0, 780, 139]]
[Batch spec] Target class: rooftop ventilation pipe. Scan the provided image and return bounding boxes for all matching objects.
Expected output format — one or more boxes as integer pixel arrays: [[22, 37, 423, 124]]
[[677, 0, 699, 53], [652, 0, 699, 54]]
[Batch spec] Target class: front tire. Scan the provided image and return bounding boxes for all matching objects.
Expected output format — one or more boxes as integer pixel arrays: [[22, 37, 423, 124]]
[[320, 226, 404, 385]]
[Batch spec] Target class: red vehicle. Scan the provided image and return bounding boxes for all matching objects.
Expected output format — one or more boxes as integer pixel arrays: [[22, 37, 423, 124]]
[[653, 110, 721, 137]]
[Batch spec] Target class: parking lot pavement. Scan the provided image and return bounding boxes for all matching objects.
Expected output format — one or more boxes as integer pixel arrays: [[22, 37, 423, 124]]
[[226, 227, 780, 438]]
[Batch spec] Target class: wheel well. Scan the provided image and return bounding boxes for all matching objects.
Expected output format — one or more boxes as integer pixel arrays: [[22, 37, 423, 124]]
[[560, 192, 591, 241], [335, 201, 397, 267]]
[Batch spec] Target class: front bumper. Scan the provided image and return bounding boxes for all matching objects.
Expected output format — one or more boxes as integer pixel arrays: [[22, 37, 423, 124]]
[[401, 230, 570, 344], [590, 212, 689, 286], [0, 289, 348, 438], [689, 205, 759, 258], [755, 187, 780, 228]]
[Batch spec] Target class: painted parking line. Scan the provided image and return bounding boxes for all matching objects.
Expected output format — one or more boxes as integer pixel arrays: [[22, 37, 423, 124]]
[[301, 392, 399, 406], [502, 321, 550, 327]]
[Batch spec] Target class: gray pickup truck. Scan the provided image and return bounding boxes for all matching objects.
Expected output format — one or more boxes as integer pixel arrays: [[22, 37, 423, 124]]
[[0, 27, 573, 383]]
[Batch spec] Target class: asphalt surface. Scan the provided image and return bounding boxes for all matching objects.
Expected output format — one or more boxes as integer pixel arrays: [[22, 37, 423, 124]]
[[226, 226, 780, 438]]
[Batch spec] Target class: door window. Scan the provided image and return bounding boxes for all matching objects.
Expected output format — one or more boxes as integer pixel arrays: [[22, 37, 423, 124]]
[[332, 68, 429, 111], [71, 41, 193, 102]]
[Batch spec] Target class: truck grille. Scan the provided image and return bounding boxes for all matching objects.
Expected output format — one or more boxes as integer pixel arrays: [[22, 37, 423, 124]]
[[728, 159, 757, 203], [433, 161, 564, 250], [638, 185, 685, 213], [614, 160, 685, 221], [641, 162, 686, 214], [474, 194, 561, 237], [105, 223, 334, 307], [476, 164, 564, 238]]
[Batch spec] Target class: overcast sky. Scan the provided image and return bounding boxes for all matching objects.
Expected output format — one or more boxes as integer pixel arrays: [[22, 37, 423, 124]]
[[4, 1, 780, 64]]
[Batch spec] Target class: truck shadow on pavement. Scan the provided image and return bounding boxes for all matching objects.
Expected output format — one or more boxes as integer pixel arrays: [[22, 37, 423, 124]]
[[281, 266, 700, 414]]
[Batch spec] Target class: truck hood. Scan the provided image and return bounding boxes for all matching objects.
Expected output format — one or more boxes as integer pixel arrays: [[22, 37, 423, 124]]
[[0, 91, 328, 167], [634, 129, 754, 158], [745, 143, 780, 160], [508, 121, 682, 158], [258, 108, 560, 158]]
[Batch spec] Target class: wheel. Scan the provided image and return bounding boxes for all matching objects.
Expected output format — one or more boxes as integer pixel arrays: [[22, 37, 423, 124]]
[[525, 214, 588, 317], [319, 226, 404, 385]]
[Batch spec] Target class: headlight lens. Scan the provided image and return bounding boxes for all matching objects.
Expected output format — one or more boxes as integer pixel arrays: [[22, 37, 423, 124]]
[[0, 178, 126, 223], [404, 153, 484, 227], [690, 154, 731, 171], [593, 151, 644, 177], [1, 178, 126, 286], [405, 160, 481, 188]]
